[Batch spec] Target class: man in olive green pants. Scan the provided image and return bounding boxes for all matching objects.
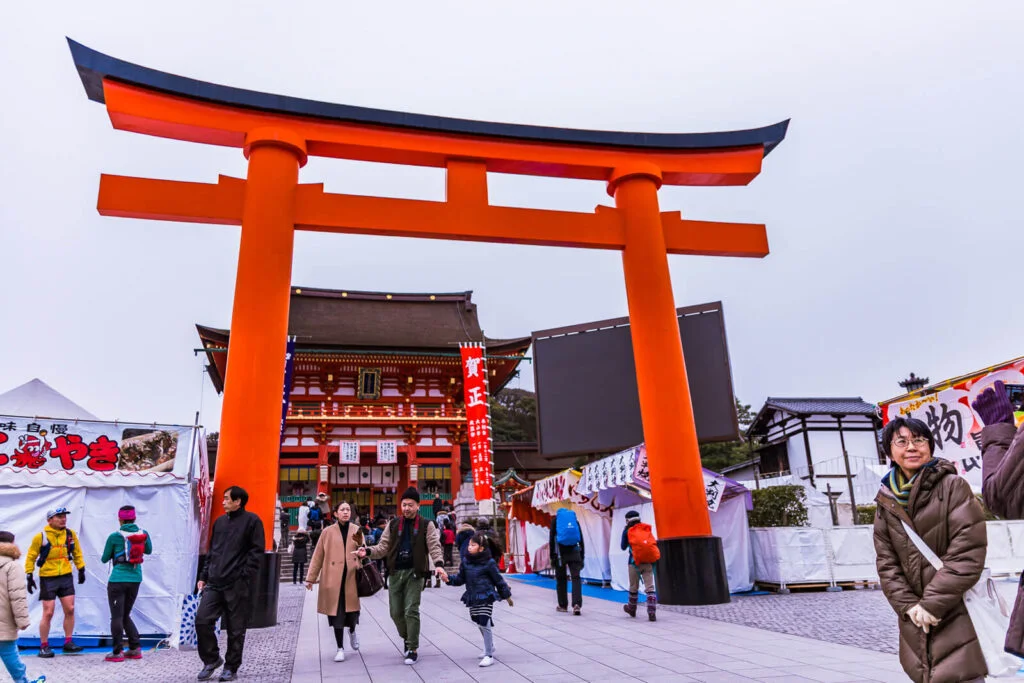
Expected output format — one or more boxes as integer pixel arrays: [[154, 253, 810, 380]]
[[387, 568, 423, 656], [360, 487, 446, 665]]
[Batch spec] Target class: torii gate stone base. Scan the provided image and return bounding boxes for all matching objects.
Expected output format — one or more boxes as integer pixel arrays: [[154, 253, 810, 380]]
[[69, 39, 788, 616]]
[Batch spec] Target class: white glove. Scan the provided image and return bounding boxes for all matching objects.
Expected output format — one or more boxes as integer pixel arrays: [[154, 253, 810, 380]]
[[907, 604, 940, 633]]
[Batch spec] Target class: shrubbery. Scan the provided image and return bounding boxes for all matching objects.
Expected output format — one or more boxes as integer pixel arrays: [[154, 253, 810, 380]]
[[748, 485, 809, 527]]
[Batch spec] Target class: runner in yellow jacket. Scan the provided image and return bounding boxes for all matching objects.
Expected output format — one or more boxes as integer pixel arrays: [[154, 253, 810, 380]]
[[23, 507, 86, 657]]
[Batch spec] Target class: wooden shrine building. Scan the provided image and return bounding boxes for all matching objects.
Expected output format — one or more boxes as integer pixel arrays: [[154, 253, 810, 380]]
[[198, 286, 530, 524]]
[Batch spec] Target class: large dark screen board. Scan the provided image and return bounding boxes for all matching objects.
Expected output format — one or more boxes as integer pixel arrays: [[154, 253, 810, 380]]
[[532, 302, 738, 457]]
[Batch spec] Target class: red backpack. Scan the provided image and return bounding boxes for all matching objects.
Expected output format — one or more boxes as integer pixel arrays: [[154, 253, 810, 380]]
[[117, 530, 149, 565], [627, 523, 660, 564], [441, 528, 455, 545]]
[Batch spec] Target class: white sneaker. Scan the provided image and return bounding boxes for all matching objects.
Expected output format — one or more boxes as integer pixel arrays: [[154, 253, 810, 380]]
[[349, 630, 360, 651], [334, 648, 345, 662], [479, 656, 494, 667]]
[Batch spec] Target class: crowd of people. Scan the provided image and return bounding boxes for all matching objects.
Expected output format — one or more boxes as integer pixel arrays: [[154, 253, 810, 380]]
[[0, 475, 650, 681], [9, 387, 1024, 683]]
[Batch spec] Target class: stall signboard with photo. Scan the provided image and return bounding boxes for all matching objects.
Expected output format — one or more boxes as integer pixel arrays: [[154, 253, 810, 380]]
[[880, 356, 1024, 489], [0, 415, 190, 476]]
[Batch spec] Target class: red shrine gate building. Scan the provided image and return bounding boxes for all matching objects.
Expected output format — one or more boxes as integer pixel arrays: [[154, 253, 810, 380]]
[[198, 286, 530, 524]]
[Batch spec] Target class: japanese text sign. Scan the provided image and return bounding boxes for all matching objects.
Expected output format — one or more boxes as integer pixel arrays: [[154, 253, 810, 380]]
[[460, 344, 494, 501], [704, 473, 725, 512], [880, 357, 1024, 490], [0, 416, 189, 475], [340, 441, 360, 464], [376, 440, 397, 465]]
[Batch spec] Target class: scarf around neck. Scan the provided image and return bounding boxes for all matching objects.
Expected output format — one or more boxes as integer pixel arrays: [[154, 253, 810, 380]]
[[883, 459, 936, 507]]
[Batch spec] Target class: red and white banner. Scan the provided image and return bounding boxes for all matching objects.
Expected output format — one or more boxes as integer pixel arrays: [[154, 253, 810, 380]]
[[460, 343, 494, 501], [0, 415, 190, 476], [880, 356, 1024, 490]]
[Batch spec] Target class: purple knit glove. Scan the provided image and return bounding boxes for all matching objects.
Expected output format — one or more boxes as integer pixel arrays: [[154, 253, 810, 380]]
[[972, 380, 1014, 426]]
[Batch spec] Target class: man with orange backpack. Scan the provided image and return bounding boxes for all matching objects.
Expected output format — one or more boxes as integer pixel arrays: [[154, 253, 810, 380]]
[[100, 505, 152, 663], [620, 510, 659, 621]]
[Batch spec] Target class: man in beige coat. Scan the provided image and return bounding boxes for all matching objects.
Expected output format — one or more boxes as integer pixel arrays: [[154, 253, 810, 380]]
[[1, 530, 44, 683], [358, 487, 445, 666]]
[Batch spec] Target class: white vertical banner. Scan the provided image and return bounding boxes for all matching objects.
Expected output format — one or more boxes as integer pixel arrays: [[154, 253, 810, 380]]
[[704, 472, 726, 512], [376, 440, 398, 464], [340, 440, 360, 464]]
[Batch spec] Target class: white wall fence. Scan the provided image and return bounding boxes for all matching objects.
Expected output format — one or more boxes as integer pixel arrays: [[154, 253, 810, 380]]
[[751, 521, 1024, 590]]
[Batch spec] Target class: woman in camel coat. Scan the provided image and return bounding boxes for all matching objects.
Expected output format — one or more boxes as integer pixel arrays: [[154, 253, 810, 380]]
[[306, 501, 365, 662]]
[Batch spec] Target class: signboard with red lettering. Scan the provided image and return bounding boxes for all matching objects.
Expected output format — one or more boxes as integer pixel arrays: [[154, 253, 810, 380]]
[[460, 343, 494, 501], [880, 356, 1024, 490], [0, 416, 191, 476]]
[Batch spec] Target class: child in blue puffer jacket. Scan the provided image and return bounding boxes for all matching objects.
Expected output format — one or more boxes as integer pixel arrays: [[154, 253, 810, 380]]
[[446, 533, 512, 668]]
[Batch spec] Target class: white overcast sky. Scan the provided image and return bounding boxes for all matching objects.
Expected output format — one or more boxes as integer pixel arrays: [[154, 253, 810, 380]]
[[2, 2, 1022, 430]]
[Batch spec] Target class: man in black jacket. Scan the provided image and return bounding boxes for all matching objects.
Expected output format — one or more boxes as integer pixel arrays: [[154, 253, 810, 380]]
[[195, 486, 265, 682]]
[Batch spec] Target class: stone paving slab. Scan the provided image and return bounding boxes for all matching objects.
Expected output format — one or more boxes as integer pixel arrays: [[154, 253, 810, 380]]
[[291, 574, 903, 682], [24, 585, 305, 682], [664, 588, 899, 654], [17, 577, 910, 682]]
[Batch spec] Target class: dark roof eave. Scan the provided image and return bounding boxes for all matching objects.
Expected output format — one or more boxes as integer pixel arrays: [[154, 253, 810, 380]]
[[68, 38, 788, 155]]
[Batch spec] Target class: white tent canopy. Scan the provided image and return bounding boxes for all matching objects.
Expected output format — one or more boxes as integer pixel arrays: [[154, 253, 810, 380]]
[[0, 378, 99, 421]]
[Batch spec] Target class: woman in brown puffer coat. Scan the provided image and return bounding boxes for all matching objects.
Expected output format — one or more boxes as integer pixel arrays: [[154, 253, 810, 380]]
[[874, 416, 988, 683]]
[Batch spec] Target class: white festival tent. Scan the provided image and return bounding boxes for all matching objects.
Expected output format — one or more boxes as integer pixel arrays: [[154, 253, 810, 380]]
[[0, 381, 210, 647], [530, 445, 755, 594]]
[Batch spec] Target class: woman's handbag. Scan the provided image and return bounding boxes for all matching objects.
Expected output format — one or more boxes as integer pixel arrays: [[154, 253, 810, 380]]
[[356, 559, 385, 598], [901, 520, 1023, 677]]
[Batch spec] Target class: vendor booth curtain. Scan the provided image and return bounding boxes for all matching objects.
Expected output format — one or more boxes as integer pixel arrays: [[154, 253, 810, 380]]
[[610, 500, 753, 594], [0, 482, 201, 644]]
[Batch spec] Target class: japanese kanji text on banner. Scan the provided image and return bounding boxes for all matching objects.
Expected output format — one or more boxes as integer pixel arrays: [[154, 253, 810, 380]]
[[0, 416, 191, 475], [460, 343, 494, 501], [879, 356, 1024, 490]]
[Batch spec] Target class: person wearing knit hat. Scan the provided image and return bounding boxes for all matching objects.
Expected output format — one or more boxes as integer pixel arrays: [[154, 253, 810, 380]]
[[358, 485, 446, 666], [621, 510, 659, 621], [100, 505, 153, 662]]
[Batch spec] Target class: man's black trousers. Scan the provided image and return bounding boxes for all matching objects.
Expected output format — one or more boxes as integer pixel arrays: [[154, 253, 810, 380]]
[[554, 560, 583, 609], [196, 579, 251, 671]]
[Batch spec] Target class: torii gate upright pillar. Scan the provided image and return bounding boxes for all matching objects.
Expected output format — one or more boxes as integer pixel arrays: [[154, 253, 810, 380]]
[[68, 38, 788, 609], [216, 129, 306, 542], [613, 166, 726, 603]]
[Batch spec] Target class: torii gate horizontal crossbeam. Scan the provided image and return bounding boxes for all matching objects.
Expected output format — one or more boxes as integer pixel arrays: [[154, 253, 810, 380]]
[[97, 173, 769, 257]]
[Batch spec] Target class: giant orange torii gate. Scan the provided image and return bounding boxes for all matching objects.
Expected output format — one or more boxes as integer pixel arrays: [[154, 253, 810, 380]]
[[69, 38, 787, 606]]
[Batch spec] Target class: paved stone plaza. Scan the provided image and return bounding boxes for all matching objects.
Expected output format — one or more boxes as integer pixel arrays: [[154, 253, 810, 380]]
[[669, 588, 899, 654], [23, 580, 914, 682]]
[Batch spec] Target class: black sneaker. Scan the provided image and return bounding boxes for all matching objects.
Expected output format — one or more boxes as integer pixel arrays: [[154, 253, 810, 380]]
[[218, 670, 237, 682], [37, 645, 54, 658], [404, 650, 418, 665], [572, 606, 581, 616], [197, 658, 224, 681], [62, 641, 84, 654]]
